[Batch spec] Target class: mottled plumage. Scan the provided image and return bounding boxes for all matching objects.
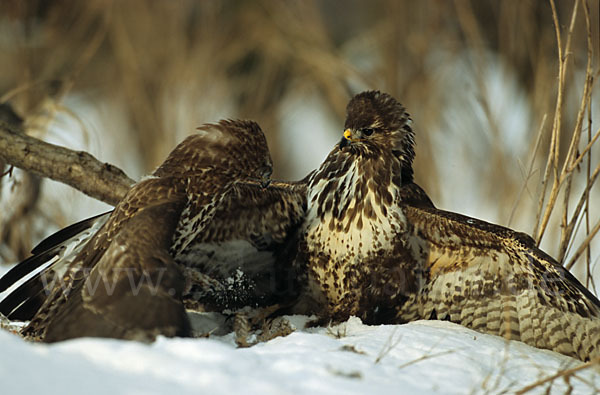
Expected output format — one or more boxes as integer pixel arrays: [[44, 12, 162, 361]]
[[292, 90, 600, 361], [0, 120, 306, 342]]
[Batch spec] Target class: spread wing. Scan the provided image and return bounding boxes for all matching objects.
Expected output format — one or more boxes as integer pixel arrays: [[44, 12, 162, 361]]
[[0, 118, 304, 341], [398, 202, 600, 361], [40, 200, 190, 342], [20, 176, 194, 341], [0, 177, 305, 336], [176, 179, 307, 310], [205, 180, 307, 246]]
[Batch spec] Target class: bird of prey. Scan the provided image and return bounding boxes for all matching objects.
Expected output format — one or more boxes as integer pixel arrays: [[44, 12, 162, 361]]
[[291, 90, 600, 361], [0, 120, 305, 342]]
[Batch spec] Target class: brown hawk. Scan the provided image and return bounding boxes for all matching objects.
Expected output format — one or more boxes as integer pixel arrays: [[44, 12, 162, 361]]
[[290, 90, 600, 361], [0, 120, 306, 342]]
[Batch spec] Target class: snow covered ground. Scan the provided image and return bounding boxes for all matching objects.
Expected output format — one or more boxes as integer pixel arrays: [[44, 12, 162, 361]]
[[2, 317, 599, 395], [1, 269, 599, 395], [2, 85, 600, 393]]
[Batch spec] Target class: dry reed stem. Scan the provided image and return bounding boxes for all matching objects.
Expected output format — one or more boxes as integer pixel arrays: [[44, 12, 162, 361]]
[[563, 160, 600, 269], [567, 219, 600, 271], [556, 0, 596, 263], [508, 114, 547, 227], [567, 127, 600, 173], [0, 1, 597, 271], [515, 356, 600, 394], [533, 0, 580, 244]]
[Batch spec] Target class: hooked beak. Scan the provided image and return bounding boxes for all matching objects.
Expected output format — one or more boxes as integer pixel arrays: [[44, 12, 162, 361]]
[[339, 128, 359, 150], [344, 128, 362, 142], [343, 129, 353, 141]]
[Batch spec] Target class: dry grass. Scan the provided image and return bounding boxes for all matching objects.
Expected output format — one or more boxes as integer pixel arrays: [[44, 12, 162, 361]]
[[0, 0, 598, 286], [515, 355, 600, 394]]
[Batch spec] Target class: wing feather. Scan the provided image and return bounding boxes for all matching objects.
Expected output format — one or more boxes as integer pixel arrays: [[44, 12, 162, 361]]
[[206, 180, 306, 244], [175, 179, 307, 310], [42, 201, 190, 342], [400, 203, 600, 360], [0, 212, 109, 294], [22, 176, 189, 340], [0, 213, 110, 320]]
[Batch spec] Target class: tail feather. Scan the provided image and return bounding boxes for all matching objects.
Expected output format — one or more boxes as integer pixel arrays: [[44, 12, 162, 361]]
[[5, 279, 47, 320], [515, 291, 600, 361], [458, 298, 477, 328], [515, 290, 536, 347], [0, 212, 109, 320], [408, 281, 600, 361], [569, 312, 600, 361], [0, 273, 47, 319], [31, 212, 109, 255], [0, 251, 56, 293]]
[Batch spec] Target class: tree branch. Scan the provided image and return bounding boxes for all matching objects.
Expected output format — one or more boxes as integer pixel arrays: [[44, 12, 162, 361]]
[[0, 104, 135, 207]]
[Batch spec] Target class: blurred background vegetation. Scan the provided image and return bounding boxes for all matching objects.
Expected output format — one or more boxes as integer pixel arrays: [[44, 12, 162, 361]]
[[0, 0, 598, 289]]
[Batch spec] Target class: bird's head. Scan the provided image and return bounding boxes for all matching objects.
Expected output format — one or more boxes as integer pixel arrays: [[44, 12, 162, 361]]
[[216, 119, 273, 188], [339, 91, 415, 181], [155, 120, 273, 188]]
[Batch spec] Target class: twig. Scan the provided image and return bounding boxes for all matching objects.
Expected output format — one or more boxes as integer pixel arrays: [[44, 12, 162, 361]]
[[585, 108, 593, 285], [581, 0, 593, 288], [556, 0, 596, 263], [563, 161, 600, 269], [0, 165, 13, 178], [397, 349, 456, 370], [508, 114, 547, 227], [515, 356, 600, 394], [375, 328, 401, 364], [0, 105, 134, 207], [566, 218, 600, 270], [567, 127, 600, 173], [533, 0, 580, 244]]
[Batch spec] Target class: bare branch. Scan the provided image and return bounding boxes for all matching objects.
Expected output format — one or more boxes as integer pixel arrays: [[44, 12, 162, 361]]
[[0, 105, 134, 207]]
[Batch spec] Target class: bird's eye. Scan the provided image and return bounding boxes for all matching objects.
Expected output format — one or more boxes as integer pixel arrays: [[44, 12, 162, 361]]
[[362, 128, 375, 136]]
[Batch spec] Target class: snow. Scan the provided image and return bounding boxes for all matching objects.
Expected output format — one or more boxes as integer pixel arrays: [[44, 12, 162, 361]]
[[1, 312, 599, 394], [1, 265, 599, 395], [2, 95, 599, 394], [1, 72, 599, 395]]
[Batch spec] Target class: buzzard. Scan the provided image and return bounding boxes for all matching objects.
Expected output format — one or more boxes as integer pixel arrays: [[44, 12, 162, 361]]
[[0, 120, 306, 342], [291, 90, 600, 361]]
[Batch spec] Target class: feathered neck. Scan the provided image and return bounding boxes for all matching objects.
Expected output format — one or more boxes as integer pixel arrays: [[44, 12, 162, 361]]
[[307, 146, 406, 227]]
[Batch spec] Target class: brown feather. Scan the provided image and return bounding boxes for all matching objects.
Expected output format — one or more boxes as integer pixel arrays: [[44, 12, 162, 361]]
[[2, 119, 306, 342], [292, 90, 600, 361]]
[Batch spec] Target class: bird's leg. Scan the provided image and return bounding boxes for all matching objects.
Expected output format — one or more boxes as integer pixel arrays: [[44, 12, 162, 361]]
[[233, 312, 251, 347], [233, 304, 296, 346]]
